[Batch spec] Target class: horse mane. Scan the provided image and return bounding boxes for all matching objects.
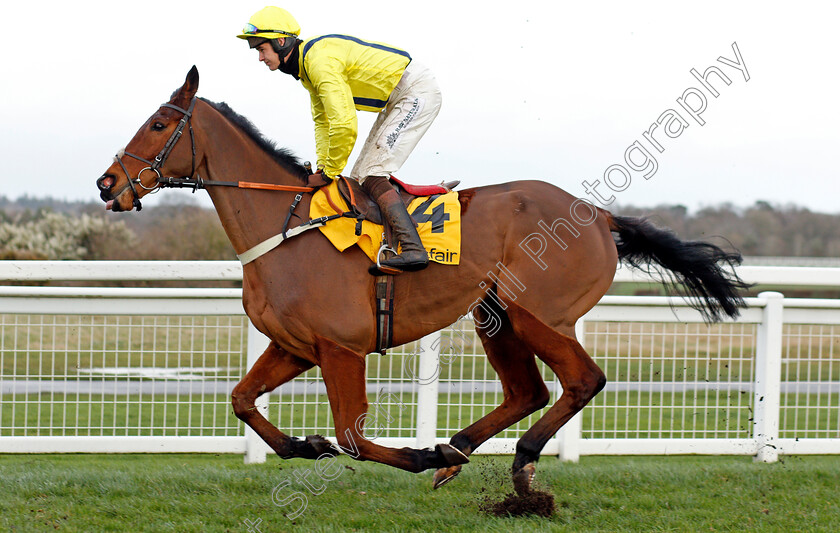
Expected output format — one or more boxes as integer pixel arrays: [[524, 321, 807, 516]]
[[198, 98, 309, 183]]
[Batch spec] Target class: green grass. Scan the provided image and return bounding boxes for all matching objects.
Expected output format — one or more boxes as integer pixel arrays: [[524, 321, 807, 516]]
[[0, 454, 838, 532]]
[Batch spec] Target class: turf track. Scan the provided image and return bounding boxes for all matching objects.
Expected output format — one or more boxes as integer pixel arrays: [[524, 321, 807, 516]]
[[1, 454, 838, 532]]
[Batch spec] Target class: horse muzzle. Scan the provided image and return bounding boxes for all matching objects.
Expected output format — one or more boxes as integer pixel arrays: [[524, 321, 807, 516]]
[[97, 174, 138, 212]]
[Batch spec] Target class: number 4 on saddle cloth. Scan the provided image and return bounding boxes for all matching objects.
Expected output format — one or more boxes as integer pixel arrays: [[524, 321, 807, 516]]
[[310, 176, 462, 267]]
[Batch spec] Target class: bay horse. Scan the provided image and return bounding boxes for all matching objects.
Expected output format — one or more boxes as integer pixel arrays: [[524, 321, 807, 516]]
[[96, 67, 748, 493]]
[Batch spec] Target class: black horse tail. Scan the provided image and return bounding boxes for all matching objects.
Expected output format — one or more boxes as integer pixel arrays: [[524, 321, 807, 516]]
[[607, 213, 750, 322]]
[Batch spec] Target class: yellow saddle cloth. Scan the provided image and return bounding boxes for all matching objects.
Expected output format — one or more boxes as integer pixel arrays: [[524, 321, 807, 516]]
[[309, 180, 461, 265]]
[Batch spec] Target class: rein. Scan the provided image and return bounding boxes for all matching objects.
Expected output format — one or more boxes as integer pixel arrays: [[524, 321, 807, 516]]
[[157, 175, 314, 193]]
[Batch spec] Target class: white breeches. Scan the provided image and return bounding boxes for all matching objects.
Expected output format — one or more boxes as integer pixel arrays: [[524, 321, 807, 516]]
[[350, 61, 442, 182]]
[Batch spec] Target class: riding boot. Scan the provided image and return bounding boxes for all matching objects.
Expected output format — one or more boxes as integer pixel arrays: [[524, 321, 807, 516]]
[[361, 176, 429, 272]]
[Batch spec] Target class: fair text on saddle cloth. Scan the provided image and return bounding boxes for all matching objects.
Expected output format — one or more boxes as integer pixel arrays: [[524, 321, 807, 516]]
[[310, 180, 461, 265]]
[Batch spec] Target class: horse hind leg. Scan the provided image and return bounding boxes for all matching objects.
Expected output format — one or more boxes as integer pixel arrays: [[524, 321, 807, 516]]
[[231, 342, 339, 459], [504, 302, 606, 494], [433, 298, 550, 489]]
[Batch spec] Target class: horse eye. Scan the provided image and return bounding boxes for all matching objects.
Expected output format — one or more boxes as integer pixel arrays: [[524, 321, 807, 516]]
[[152, 122, 165, 131]]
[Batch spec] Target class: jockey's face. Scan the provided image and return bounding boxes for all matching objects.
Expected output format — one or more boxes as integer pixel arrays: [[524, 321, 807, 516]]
[[256, 41, 282, 71]]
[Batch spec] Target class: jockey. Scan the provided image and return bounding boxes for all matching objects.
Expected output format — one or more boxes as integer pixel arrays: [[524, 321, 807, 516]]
[[237, 6, 442, 273]]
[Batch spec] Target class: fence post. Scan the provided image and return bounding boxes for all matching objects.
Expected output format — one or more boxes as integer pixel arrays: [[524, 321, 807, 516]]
[[416, 331, 442, 449], [754, 291, 784, 463], [556, 319, 585, 462], [244, 321, 270, 464]]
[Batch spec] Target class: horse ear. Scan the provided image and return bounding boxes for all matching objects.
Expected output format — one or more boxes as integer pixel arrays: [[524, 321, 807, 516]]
[[173, 66, 199, 104]]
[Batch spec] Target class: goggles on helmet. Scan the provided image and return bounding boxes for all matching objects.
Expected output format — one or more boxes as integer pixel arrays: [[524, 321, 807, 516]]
[[241, 23, 297, 37]]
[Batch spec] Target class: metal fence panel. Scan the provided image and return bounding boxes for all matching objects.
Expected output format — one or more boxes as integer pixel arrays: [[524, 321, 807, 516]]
[[0, 313, 247, 439], [1, 262, 840, 463]]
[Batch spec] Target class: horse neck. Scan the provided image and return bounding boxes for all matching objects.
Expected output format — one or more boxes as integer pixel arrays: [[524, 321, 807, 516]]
[[191, 101, 307, 255]]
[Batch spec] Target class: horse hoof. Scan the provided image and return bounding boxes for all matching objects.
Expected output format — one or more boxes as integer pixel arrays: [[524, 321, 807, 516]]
[[512, 462, 536, 495], [432, 465, 462, 489], [436, 443, 469, 467], [287, 434, 341, 459], [306, 434, 342, 457]]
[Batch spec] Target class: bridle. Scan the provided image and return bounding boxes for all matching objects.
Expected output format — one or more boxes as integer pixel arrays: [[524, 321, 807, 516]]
[[100, 96, 314, 211], [106, 98, 198, 211]]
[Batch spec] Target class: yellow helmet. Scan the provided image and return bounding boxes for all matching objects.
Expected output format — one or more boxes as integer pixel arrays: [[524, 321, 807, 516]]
[[236, 6, 301, 43]]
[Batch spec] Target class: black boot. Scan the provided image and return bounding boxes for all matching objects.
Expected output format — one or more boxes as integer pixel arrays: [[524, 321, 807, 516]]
[[362, 176, 429, 272]]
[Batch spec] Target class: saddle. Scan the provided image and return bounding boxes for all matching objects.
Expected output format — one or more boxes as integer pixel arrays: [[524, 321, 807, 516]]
[[336, 176, 459, 225], [310, 176, 461, 356]]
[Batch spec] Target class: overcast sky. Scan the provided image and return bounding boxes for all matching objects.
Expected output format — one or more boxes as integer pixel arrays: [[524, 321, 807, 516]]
[[1, 1, 838, 213]]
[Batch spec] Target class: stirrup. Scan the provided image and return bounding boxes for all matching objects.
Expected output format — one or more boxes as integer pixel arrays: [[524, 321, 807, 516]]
[[373, 240, 402, 275]]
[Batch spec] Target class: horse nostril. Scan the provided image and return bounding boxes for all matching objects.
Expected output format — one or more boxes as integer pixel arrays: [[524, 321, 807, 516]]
[[97, 175, 115, 191]]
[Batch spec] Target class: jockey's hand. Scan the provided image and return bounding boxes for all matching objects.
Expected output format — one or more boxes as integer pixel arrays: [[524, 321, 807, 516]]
[[306, 169, 331, 188]]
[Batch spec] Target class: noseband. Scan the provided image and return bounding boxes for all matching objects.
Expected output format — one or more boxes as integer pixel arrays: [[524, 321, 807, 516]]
[[110, 97, 198, 211]]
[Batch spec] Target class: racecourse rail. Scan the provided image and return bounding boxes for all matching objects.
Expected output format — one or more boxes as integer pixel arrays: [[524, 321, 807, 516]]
[[1, 261, 839, 464]]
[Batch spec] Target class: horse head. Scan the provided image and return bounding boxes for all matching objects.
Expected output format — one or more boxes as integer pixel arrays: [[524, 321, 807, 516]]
[[97, 66, 200, 212]]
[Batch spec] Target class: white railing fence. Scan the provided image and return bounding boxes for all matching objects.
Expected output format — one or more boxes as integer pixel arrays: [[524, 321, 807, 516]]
[[1, 261, 839, 464]]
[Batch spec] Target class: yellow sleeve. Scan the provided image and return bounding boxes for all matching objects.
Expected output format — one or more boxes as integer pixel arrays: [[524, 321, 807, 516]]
[[309, 91, 329, 172], [306, 60, 358, 178]]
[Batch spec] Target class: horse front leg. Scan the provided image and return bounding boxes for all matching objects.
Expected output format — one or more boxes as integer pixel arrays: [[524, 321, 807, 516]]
[[317, 338, 468, 473], [232, 341, 340, 459]]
